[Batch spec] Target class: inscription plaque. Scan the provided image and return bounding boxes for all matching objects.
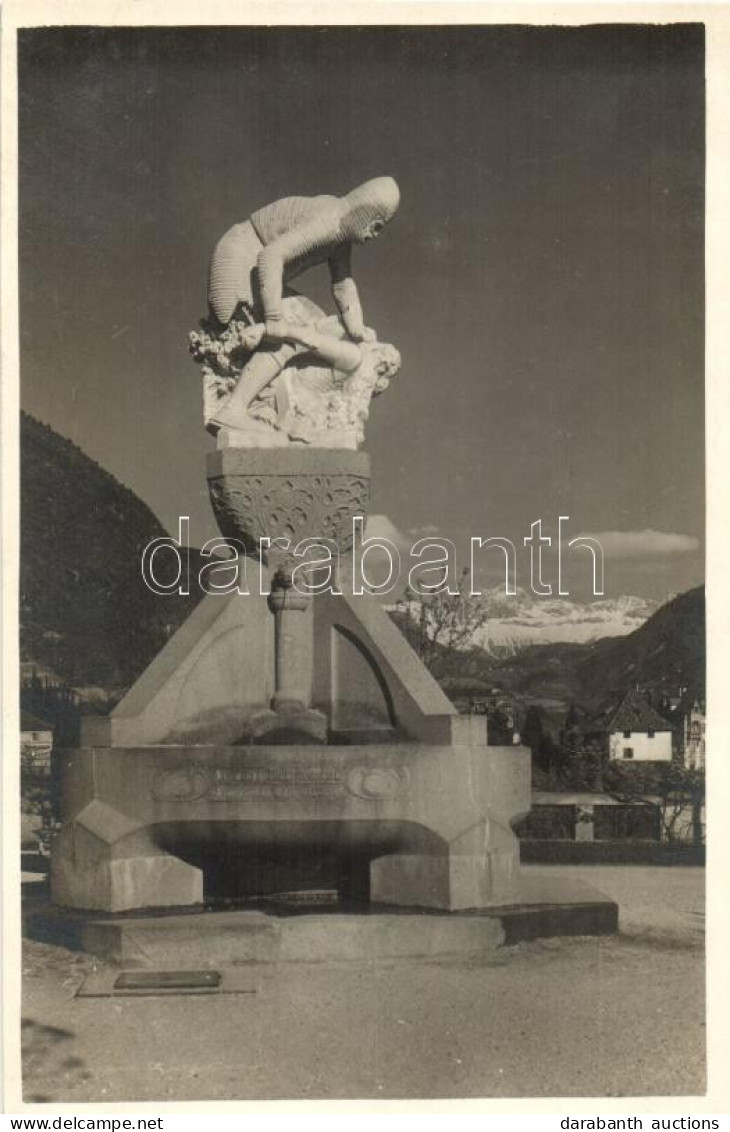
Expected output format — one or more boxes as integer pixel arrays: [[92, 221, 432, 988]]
[[209, 765, 345, 800], [150, 762, 409, 803]]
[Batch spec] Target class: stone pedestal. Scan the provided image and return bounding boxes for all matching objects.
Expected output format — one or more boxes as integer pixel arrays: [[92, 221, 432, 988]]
[[207, 447, 370, 560], [38, 877, 618, 973], [51, 741, 528, 914]]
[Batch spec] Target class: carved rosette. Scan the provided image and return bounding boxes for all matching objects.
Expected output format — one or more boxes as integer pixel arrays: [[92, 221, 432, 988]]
[[207, 449, 371, 569]]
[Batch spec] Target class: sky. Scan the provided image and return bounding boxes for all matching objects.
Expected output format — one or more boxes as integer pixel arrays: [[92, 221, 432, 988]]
[[17, 23, 705, 602]]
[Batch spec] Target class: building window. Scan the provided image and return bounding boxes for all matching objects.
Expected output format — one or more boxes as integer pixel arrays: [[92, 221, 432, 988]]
[[623, 747, 634, 760], [623, 730, 631, 739], [648, 729, 655, 738]]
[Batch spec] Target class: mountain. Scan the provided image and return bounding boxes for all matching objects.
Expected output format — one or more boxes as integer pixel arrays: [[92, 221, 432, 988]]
[[472, 587, 659, 654], [396, 585, 704, 730], [390, 587, 659, 658], [20, 413, 205, 695]]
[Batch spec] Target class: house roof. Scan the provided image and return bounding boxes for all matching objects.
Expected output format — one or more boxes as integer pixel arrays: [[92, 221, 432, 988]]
[[20, 711, 53, 733], [604, 691, 672, 734]]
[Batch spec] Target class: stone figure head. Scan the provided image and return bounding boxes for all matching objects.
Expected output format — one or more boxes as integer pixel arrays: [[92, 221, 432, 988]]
[[340, 177, 400, 244]]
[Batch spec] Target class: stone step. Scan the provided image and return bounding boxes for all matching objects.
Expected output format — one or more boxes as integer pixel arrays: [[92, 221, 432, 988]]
[[66, 883, 617, 967]]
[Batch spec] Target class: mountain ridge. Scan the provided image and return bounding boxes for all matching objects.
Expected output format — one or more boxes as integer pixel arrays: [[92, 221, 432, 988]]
[[472, 586, 660, 654], [470, 585, 705, 714]]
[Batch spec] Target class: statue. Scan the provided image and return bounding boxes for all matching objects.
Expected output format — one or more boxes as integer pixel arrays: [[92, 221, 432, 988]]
[[52, 168, 547, 931], [190, 177, 401, 444]]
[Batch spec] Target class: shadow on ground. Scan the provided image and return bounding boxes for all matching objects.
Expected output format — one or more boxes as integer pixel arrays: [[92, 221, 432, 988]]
[[22, 1018, 91, 1102]]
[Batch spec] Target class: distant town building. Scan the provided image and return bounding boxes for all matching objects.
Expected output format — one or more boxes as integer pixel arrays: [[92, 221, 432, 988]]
[[682, 700, 706, 770], [20, 711, 53, 774], [20, 660, 60, 684], [659, 691, 706, 769], [588, 691, 673, 763]]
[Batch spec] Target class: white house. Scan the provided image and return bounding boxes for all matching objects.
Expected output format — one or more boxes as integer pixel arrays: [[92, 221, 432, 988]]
[[604, 692, 673, 763]]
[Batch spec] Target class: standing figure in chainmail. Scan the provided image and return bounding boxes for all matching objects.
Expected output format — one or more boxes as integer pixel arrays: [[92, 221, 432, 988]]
[[206, 176, 400, 432]]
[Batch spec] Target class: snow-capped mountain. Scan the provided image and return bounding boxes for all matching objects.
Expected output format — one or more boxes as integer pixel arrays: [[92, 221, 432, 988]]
[[473, 587, 659, 654]]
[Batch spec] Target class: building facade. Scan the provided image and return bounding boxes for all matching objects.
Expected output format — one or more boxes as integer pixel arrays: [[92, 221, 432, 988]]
[[592, 691, 674, 763], [682, 701, 706, 769]]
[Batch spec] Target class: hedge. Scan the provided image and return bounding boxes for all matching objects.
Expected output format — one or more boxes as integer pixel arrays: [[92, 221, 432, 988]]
[[519, 840, 705, 866]]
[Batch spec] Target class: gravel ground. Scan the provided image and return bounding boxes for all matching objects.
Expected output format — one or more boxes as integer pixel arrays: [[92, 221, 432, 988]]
[[20, 865, 705, 1103]]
